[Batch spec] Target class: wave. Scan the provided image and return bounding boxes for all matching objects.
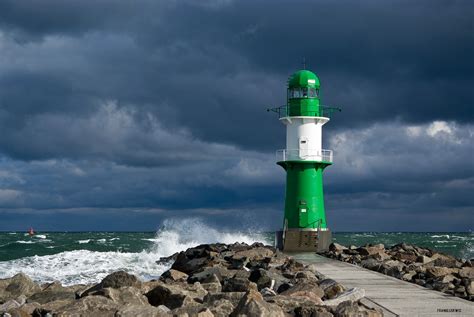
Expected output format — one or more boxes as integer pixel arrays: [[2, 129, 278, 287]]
[[78, 239, 91, 244], [0, 218, 268, 286], [15, 241, 35, 244], [34, 235, 47, 239], [431, 235, 450, 238]]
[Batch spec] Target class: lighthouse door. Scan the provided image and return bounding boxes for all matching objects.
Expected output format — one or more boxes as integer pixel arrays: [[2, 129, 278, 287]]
[[299, 137, 309, 159]]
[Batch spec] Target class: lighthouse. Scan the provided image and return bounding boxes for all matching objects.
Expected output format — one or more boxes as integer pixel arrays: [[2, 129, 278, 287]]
[[270, 69, 340, 252]]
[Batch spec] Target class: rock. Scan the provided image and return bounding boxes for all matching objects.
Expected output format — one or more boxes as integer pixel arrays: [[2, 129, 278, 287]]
[[201, 281, 222, 294], [101, 271, 140, 289], [81, 271, 140, 297], [146, 283, 205, 309], [172, 253, 212, 275], [380, 260, 405, 278], [294, 306, 333, 317], [294, 271, 317, 280], [357, 244, 385, 256], [459, 267, 474, 279], [265, 295, 321, 314], [426, 266, 456, 278], [27, 282, 76, 304], [115, 304, 170, 317], [232, 247, 275, 262], [94, 286, 149, 305], [249, 269, 288, 291], [329, 243, 347, 253], [4, 307, 31, 317], [431, 253, 459, 268], [321, 287, 365, 307], [207, 299, 235, 317], [280, 280, 324, 299], [438, 274, 456, 284], [318, 279, 345, 299], [0, 273, 41, 303], [222, 278, 257, 292], [54, 295, 120, 317], [334, 300, 382, 317], [360, 258, 382, 271], [466, 280, 474, 296], [401, 271, 416, 281], [416, 255, 433, 264], [0, 298, 22, 312], [203, 292, 245, 307], [161, 269, 189, 282], [394, 252, 418, 262], [231, 289, 285, 317], [279, 258, 305, 273], [188, 267, 231, 283]]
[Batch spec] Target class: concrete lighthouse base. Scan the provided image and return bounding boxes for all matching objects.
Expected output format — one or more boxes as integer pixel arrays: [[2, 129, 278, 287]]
[[275, 229, 332, 252]]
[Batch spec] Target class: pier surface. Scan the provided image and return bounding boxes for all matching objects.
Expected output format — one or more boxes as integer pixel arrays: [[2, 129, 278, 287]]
[[290, 253, 474, 317]]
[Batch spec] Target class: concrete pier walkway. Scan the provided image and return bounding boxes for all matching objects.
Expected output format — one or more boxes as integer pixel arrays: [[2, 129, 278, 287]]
[[290, 253, 474, 317]]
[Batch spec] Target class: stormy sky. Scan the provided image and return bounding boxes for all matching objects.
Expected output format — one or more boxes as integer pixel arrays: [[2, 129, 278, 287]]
[[0, 0, 472, 231]]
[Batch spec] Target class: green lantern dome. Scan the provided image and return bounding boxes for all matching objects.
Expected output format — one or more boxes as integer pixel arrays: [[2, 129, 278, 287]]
[[288, 70, 320, 88]]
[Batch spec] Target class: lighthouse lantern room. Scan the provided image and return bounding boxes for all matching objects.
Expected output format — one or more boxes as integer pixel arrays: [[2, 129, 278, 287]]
[[269, 69, 340, 252]]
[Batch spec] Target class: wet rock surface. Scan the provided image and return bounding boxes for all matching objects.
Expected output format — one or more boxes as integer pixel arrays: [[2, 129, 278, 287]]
[[1, 242, 382, 316], [319, 242, 474, 301]]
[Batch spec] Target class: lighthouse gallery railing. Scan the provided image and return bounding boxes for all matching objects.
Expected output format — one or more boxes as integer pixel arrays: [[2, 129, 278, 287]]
[[276, 149, 333, 163], [267, 105, 341, 119]]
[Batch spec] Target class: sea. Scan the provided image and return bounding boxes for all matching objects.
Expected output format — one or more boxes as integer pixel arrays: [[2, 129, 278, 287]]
[[0, 219, 472, 286]]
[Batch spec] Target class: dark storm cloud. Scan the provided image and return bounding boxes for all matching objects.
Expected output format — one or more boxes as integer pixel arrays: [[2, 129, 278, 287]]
[[0, 0, 472, 231]]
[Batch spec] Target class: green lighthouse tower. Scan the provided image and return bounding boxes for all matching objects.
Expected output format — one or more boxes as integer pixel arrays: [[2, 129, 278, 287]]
[[271, 69, 340, 252]]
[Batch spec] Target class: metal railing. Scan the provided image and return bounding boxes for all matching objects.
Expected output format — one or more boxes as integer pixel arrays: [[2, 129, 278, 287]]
[[267, 105, 341, 119], [276, 149, 333, 163]]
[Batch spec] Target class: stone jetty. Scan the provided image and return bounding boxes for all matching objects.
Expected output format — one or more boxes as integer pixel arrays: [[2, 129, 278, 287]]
[[0, 242, 382, 316], [319, 242, 473, 301]]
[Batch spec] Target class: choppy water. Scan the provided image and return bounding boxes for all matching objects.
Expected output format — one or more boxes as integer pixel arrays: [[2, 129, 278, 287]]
[[0, 219, 472, 286]]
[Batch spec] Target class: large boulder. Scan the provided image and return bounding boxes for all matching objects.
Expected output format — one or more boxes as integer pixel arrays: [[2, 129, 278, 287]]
[[53, 295, 120, 317], [160, 269, 188, 282], [27, 281, 76, 305], [357, 244, 385, 256], [280, 280, 324, 299], [318, 279, 345, 299], [81, 271, 141, 297], [94, 286, 149, 306], [222, 278, 257, 292], [329, 243, 347, 253], [321, 287, 365, 307], [360, 258, 382, 271], [231, 289, 285, 317], [145, 282, 206, 309], [459, 267, 474, 279], [203, 292, 246, 307], [334, 300, 383, 317], [249, 269, 289, 291], [115, 304, 170, 317], [426, 266, 456, 278], [0, 273, 41, 303]]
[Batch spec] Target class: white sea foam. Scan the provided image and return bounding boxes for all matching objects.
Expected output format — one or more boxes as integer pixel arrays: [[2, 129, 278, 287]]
[[0, 218, 267, 286], [431, 235, 450, 238], [34, 235, 47, 239], [78, 239, 91, 244], [16, 241, 35, 244]]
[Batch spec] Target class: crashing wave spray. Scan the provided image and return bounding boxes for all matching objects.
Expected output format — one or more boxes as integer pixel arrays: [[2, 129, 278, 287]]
[[0, 218, 269, 286]]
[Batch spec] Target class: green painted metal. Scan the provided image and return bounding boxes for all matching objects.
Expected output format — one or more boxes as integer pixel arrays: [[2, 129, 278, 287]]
[[278, 161, 331, 229], [288, 70, 320, 88], [277, 69, 333, 230], [287, 70, 321, 116]]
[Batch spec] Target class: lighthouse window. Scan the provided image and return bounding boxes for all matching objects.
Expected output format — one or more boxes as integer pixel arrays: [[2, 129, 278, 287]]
[[308, 88, 319, 97], [289, 88, 319, 98], [302, 87, 308, 97]]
